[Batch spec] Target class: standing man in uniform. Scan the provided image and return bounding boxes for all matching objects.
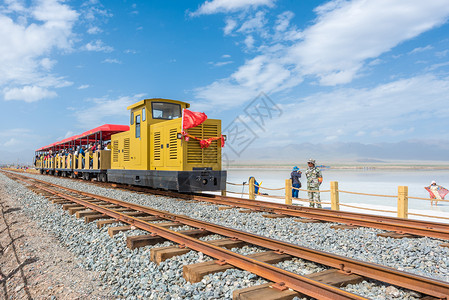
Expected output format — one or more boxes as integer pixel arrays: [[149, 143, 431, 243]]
[[305, 159, 323, 208]]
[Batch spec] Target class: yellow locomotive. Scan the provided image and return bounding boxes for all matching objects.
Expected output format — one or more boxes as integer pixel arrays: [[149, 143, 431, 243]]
[[34, 98, 226, 192]]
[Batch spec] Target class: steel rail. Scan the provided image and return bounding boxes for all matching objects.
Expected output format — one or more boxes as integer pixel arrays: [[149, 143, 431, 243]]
[[9, 173, 449, 299], [13, 175, 365, 300], [188, 194, 449, 240], [13, 171, 449, 239]]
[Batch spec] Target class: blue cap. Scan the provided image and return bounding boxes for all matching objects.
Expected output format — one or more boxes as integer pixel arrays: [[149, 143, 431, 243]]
[[293, 166, 299, 171]]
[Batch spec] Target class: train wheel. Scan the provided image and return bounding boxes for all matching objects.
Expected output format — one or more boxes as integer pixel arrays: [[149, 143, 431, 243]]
[[98, 173, 107, 182]]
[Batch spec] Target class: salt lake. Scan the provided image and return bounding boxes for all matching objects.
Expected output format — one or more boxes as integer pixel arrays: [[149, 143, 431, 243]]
[[220, 168, 449, 222]]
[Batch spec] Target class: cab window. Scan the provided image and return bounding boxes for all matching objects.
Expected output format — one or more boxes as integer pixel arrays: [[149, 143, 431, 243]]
[[151, 102, 181, 120], [135, 115, 141, 138], [142, 108, 146, 122], [130, 111, 134, 125]]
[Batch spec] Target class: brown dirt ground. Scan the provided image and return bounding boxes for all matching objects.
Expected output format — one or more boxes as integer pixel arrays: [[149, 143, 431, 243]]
[[0, 182, 113, 299]]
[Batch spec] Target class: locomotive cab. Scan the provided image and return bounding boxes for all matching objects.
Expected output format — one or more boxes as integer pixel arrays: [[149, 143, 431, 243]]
[[109, 98, 226, 192]]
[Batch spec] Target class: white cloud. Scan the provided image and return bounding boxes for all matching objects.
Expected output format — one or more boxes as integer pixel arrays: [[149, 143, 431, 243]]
[[275, 11, 293, 32], [0, 128, 33, 149], [224, 18, 237, 35], [194, 54, 302, 110], [87, 26, 102, 34], [3, 86, 57, 102], [40, 58, 57, 70], [244, 35, 255, 49], [194, 80, 257, 110], [0, 0, 78, 101], [222, 54, 231, 58], [63, 131, 74, 139], [264, 74, 449, 144], [102, 58, 122, 64], [4, 138, 19, 147], [194, 0, 449, 109], [409, 45, 434, 54], [83, 40, 113, 52], [191, 0, 276, 16], [78, 84, 90, 89], [209, 61, 233, 67], [426, 61, 449, 71], [237, 11, 266, 33], [289, 0, 449, 85], [74, 94, 146, 127], [436, 50, 449, 58]]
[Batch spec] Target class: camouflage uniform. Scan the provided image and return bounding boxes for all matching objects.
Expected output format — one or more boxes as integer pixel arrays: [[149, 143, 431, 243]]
[[305, 166, 323, 208]]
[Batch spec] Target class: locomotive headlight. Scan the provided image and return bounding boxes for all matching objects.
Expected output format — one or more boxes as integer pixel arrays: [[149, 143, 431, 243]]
[[177, 133, 183, 139]]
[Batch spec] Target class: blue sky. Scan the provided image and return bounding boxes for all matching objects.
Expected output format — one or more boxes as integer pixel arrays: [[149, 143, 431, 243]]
[[1, 0, 449, 163]]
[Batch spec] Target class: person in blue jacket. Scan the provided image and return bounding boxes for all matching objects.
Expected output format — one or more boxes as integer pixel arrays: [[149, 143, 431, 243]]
[[248, 176, 259, 195], [79, 145, 86, 168], [291, 166, 302, 198]]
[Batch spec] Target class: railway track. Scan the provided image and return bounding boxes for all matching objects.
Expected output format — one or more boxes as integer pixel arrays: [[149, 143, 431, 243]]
[[4, 171, 449, 299], [16, 170, 449, 241], [52, 171, 449, 241]]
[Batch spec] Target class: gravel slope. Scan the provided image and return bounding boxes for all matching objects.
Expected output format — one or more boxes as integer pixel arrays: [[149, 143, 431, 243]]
[[3, 172, 449, 299]]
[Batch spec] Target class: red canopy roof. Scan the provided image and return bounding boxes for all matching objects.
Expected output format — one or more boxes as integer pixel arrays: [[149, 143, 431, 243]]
[[36, 124, 129, 151]]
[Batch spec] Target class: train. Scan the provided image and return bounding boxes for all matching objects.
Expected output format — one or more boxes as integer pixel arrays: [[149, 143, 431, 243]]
[[34, 98, 227, 192]]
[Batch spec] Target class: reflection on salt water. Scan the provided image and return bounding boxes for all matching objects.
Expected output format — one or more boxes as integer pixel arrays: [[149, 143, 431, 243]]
[[224, 168, 449, 213]]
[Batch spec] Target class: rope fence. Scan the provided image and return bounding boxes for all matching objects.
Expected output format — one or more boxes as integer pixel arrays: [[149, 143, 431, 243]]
[[339, 203, 397, 214], [408, 212, 449, 221], [221, 178, 449, 222], [408, 196, 449, 203], [292, 186, 331, 193], [337, 190, 396, 198]]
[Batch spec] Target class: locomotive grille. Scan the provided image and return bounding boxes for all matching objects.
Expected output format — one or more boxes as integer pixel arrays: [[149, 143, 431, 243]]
[[169, 128, 178, 160], [153, 132, 161, 161], [123, 138, 130, 161], [187, 123, 219, 164], [113, 140, 119, 162]]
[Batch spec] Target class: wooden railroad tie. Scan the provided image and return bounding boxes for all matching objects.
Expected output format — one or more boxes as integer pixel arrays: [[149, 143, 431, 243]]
[[218, 206, 234, 211], [377, 232, 421, 239], [262, 214, 289, 219], [52, 199, 72, 205], [232, 269, 363, 300], [62, 203, 82, 210], [85, 211, 148, 224], [294, 218, 324, 223], [76, 210, 102, 218], [232, 283, 301, 300], [127, 229, 211, 250], [108, 221, 182, 237], [441, 243, 449, 248], [330, 224, 360, 230], [67, 206, 87, 215], [239, 209, 258, 214], [150, 238, 248, 264], [96, 215, 162, 229], [183, 251, 291, 283]]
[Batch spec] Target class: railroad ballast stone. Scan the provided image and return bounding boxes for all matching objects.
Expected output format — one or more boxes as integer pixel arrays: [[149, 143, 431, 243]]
[[4, 172, 449, 299]]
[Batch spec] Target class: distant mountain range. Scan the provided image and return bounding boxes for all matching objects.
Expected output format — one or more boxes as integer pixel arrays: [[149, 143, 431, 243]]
[[2, 140, 449, 166], [226, 140, 449, 164]]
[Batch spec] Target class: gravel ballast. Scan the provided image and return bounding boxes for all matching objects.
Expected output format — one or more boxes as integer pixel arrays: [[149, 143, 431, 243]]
[[3, 172, 449, 299]]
